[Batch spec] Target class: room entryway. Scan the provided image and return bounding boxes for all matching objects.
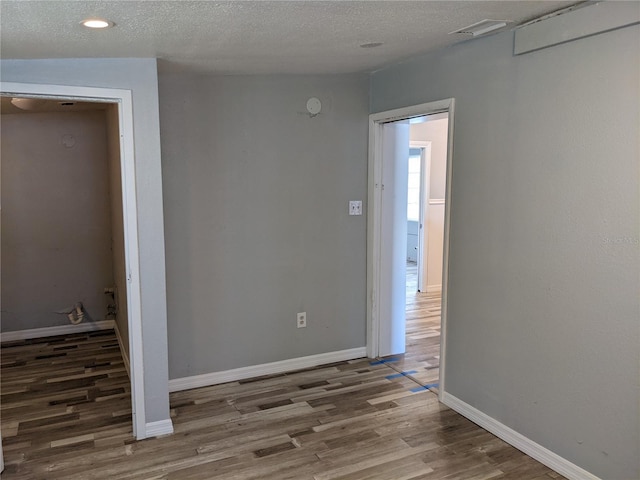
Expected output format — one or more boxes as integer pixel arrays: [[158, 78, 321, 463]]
[[367, 99, 454, 399], [0, 83, 147, 439]]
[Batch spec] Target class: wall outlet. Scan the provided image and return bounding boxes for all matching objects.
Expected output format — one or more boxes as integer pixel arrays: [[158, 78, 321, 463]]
[[297, 312, 307, 328], [349, 200, 362, 216]]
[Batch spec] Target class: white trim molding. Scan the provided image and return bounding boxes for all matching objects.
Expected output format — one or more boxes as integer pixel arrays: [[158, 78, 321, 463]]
[[367, 98, 455, 403], [428, 199, 445, 205], [425, 284, 442, 294], [441, 392, 602, 480], [0, 320, 115, 343], [169, 347, 367, 393], [144, 419, 174, 438], [0, 82, 147, 440], [113, 321, 131, 378]]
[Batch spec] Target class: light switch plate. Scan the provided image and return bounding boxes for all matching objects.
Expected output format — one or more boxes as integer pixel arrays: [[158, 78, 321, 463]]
[[349, 201, 362, 216]]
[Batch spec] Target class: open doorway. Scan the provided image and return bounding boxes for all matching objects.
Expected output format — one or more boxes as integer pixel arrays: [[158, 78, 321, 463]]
[[403, 114, 449, 389], [0, 99, 129, 354], [367, 99, 454, 399], [0, 84, 146, 439]]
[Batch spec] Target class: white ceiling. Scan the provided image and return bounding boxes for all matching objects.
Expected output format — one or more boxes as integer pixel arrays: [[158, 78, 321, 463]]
[[0, 1, 578, 75]]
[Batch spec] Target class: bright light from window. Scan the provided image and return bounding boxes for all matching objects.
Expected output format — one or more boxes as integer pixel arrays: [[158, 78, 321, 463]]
[[407, 153, 421, 221]]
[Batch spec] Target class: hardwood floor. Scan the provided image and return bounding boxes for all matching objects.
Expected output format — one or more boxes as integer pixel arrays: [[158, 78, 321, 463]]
[[380, 262, 441, 390], [1, 331, 565, 479]]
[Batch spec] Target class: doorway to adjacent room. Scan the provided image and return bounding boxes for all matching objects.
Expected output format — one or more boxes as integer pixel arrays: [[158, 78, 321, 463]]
[[0, 82, 146, 439], [367, 99, 454, 398]]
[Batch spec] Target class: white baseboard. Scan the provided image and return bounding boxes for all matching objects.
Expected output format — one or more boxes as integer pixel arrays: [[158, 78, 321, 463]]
[[169, 347, 367, 393], [441, 392, 601, 480], [144, 419, 174, 438], [0, 320, 115, 343], [113, 321, 131, 378], [425, 284, 442, 293]]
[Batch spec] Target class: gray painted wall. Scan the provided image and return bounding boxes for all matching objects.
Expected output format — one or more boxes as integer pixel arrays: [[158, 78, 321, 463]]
[[1, 58, 171, 425], [371, 17, 639, 480], [1, 111, 112, 331], [159, 73, 369, 379]]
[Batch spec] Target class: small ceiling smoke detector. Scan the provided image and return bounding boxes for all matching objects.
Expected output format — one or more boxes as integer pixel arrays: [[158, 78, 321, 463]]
[[449, 19, 509, 37], [81, 18, 114, 29], [306, 97, 322, 116]]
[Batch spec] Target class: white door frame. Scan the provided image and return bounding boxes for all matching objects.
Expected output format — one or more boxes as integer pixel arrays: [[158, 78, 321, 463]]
[[367, 99, 455, 400], [1, 82, 146, 438], [409, 142, 431, 293]]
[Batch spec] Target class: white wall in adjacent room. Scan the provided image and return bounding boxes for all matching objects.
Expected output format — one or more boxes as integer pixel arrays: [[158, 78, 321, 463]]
[[1, 110, 113, 331], [411, 118, 448, 292]]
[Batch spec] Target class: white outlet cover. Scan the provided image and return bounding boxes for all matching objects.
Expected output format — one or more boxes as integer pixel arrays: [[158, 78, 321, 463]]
[[349, 200, 362, 215]]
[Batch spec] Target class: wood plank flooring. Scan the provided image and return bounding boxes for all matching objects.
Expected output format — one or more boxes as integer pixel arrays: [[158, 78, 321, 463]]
[[382, 262, 441, 390], [1, 330, 565, 479]]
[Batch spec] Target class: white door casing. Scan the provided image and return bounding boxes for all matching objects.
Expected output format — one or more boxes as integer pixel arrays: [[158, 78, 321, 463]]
[[410, 142, 431, 293], [367, 99, 455, 400], [0, 82, 147, 438]]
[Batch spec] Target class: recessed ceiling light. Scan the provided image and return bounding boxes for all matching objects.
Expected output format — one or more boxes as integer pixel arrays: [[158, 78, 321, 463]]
[[360, 42, 383, 49], [81, 18, 114, 29]]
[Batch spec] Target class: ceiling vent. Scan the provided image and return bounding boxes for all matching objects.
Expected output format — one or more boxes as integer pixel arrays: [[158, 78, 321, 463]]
[[449, 19, 509, 37]]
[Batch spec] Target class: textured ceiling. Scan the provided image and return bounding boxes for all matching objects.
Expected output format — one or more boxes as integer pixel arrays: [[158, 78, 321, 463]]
[[0, 1, 578, 75]]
